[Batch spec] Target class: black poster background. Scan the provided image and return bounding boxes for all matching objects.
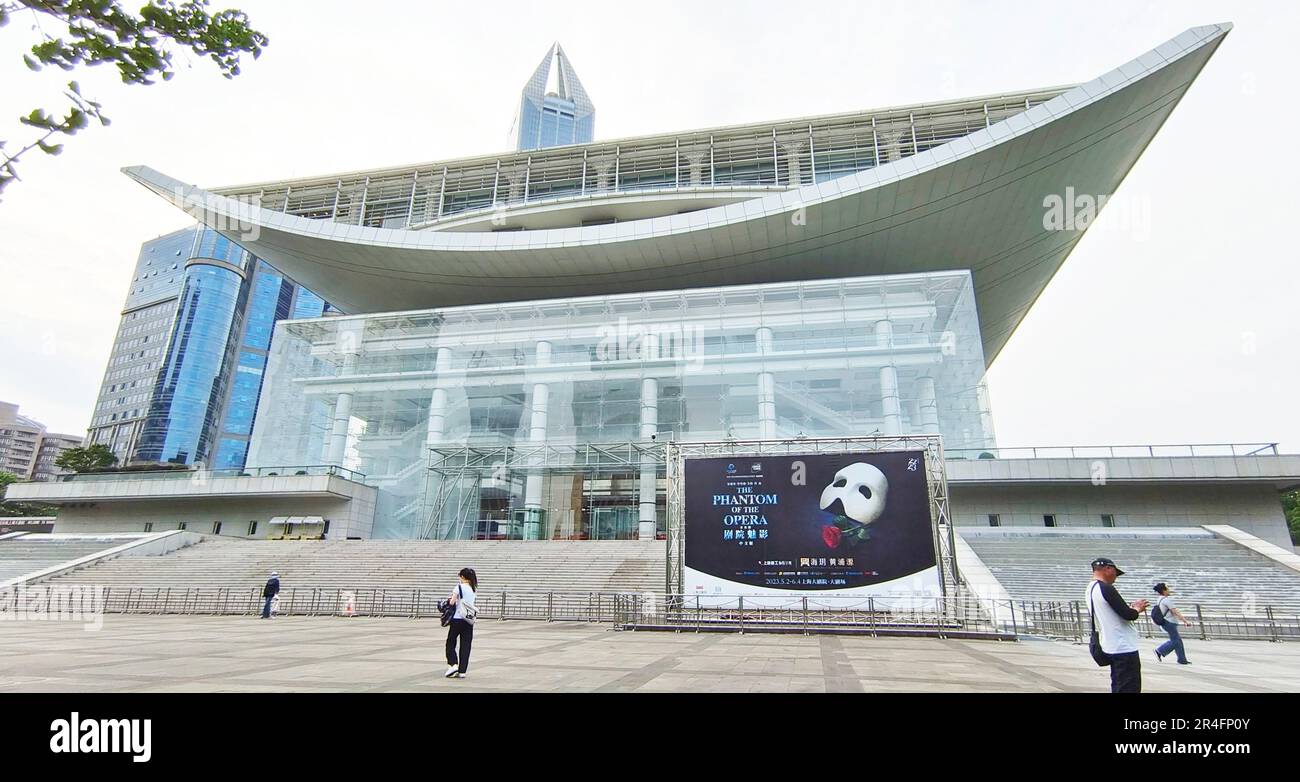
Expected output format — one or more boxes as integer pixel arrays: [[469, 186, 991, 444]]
[[684, 451, 934, 590]]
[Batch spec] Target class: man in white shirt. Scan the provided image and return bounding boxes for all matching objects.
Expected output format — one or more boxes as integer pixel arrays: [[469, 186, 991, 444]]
[[1086, 557, 1149, 693]]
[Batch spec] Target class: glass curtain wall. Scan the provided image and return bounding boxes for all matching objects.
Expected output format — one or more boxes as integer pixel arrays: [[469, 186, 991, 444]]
[[249, 271, 993, 538]]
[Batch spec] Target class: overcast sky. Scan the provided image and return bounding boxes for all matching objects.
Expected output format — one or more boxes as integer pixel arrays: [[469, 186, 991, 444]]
[[0, 0, 1295, 452]]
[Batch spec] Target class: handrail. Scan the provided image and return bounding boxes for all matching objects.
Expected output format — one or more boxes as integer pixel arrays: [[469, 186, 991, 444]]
[[946, 443, 1281, 460], [26, 585, 1297, 642], [59, 464, 368, 483]]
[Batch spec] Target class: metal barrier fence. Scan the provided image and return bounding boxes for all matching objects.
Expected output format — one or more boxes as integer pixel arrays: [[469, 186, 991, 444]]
[[82, 586, 1300, 641], [614, 593, 1017, 639], [1015, 600, 1300, 642], [94, 586, 628, 622]]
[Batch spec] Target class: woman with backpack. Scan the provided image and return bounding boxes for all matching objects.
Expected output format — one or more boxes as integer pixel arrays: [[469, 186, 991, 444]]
[[444, 568, 478, 679], [1152, 582, 1192, 665]]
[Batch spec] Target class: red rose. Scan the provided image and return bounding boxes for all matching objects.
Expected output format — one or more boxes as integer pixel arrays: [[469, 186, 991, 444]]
[[822, 525, 842, 549]]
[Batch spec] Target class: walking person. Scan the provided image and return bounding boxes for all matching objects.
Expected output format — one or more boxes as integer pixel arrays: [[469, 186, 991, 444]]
[[1087, 557, 1148, 693], [444, 568, 478, 679], [261, 571, 280, 619], [1152, 582, 1192, 665]]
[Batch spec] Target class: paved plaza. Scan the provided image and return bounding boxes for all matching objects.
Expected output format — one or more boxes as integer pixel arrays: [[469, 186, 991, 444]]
[[2, 615, 1298, 693]]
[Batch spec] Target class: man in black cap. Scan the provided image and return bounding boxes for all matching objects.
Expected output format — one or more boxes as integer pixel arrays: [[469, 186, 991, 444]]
[[1087, 557, 1149, 693]]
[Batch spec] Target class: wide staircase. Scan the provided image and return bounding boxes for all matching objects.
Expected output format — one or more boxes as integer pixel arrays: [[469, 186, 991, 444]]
[[44, 537, 666, 596], [0, 535, 145, 584], [958, 527, 1300, 617]]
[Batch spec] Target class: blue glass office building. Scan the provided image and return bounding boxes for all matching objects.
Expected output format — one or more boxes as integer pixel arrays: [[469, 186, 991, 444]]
[[513, 43, 594, 151], [120, 229, 330, 468]]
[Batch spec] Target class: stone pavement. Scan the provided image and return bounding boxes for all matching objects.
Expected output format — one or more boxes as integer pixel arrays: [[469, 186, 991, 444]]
[[1, 615, 1297, 693]]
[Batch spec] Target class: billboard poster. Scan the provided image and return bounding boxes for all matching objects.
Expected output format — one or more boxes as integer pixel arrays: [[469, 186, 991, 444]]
[[683, 451, 938, 604]]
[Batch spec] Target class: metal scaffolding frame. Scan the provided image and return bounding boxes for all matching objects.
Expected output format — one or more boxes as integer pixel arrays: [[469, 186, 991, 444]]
[[663, 435, 958, 600]]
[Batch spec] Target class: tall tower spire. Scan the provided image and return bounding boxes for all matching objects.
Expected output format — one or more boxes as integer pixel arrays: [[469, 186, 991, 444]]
[[511, 42, 595, 151]]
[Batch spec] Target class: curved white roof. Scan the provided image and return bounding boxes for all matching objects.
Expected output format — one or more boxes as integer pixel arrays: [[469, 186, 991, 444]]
[[125, 24, 1231, 365]]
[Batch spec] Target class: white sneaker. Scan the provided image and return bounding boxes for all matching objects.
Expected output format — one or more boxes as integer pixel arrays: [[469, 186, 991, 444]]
[[444, 666, 458, 678], [455, 672, 467, 678]]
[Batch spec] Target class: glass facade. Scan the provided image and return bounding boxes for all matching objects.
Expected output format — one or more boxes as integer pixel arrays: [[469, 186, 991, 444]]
[[514, 43, 594, 151], [134, 249, 249, 465], [249, 270, 994, 539]]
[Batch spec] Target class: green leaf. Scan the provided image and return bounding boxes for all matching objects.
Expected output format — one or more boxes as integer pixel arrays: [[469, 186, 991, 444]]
[[38, 141, 64, 156]]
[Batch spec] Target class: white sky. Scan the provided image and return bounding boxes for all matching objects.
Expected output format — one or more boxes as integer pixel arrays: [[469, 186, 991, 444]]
[[0, 0, 1296, 451]]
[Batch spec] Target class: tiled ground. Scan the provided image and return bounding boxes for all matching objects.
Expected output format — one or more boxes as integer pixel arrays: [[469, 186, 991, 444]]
[[1, 615, 1296, 693]]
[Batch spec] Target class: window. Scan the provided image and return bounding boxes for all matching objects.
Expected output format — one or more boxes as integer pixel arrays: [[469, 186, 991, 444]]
[[143, 522, 153, 533], [1043, 515, 1057, 528], [212, 521, 223, 535], [177, 522, 187, 531], [1101, 514, 1115, 528], [247, 520, 258, 537], [987, 514, 1000, 527]]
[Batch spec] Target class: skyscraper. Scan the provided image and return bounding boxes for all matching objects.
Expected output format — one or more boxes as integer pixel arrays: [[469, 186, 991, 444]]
[[512, 42, 594, 151], [87, 227, 330, 469]]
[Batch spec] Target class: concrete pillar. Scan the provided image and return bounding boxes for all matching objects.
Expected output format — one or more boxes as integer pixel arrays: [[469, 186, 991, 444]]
[[756, 326, 776, 439], [326, 392, 353, 465], [917, 377, 940, 435], [876, 320, 901, 435], [425, 347, 453, 447], [420, 346, 453, 538], [638, 375, 659, 540], [523, 341, 551, 540]]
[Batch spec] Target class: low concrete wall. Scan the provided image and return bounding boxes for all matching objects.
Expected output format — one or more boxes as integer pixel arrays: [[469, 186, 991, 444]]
[[1205, 525, 1300, 575], [0, 530, 203, 588]]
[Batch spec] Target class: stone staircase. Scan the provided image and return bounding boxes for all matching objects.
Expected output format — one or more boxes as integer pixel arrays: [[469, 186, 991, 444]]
[[957, 527, 1300, 616], [44, 537, 666, 595]]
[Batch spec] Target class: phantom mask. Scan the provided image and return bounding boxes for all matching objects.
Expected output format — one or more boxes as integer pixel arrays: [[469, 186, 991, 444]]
[[819, 462, 889, 525]]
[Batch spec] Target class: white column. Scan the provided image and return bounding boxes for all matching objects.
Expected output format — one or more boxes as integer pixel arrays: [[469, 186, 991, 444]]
[[523, 340, 551, 540], [876, 320, 901, 435], [917, 377, 940, 435], [638, 375, 659, 540], [425, 347, 453, 447], [756, 326, 776, 439], [326, 392, 352, 465], [420, 347, 453, 538]]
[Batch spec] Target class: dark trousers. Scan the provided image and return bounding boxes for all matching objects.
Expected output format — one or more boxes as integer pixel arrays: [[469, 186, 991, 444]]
[[1157, 623, 1189, 663], [1110, 651, 1142, 693], [262, 596, 273, 618], [446, 619, 474, 673]]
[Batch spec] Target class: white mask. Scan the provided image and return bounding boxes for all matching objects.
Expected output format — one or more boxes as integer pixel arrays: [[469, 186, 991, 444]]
[[819, 462, 888, 525]]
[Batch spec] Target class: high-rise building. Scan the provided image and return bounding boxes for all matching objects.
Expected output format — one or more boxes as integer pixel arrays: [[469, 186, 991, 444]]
[[512, 42, 594, 151], [32, 432, 84, 482], [0, 401, 82, 480], [87, 228, 330, 469], [86, 227, 196, 462]]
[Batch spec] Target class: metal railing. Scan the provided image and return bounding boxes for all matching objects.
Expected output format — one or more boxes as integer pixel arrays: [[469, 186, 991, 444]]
[[1016, 600, 1300, 642], [79, 586, 1300, 642], [94, 586, 627, 623], [59, 464, 367, 483], [945, 443, 1281, 460], [616, 593, 1015, 639]]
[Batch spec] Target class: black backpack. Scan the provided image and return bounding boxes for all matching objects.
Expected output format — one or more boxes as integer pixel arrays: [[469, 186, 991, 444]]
[[1150, 599, 1169, 627]]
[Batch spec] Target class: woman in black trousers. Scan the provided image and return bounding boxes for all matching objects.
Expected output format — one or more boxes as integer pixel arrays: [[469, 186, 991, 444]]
[[445, 568, 478, 678]]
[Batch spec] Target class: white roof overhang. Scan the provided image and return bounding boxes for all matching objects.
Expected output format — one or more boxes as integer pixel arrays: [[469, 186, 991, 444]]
[[123, 24, 1231, 366]]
